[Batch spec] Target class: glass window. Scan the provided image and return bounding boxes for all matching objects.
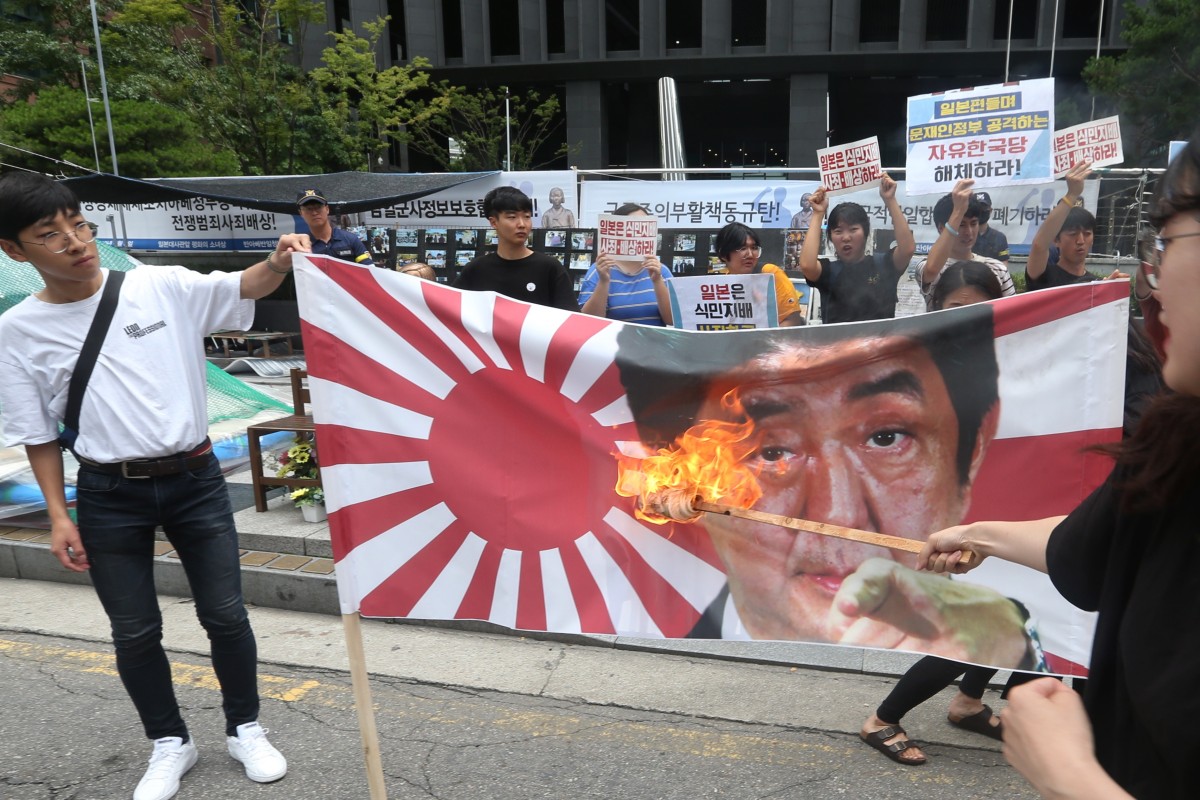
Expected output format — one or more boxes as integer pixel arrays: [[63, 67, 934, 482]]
[[1063, 0, 1109, 39], [546, 0, 565, 54], [490, 0, 521, 57], [606, 0, 639, 51], [443, 0, 463, 59], [993, 0, 1038, 40], [665, 0, 700, 48], [386, 0, 407, 60], [926, 0, 968, 41], [730, 0, 766, 47], [860, 0, 900, 43]]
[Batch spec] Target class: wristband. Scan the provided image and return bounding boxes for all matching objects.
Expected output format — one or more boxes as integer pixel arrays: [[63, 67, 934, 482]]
[[266, 251, 292, 274], [943, 222, 959, 237], [1059, 195, 1079, 208]]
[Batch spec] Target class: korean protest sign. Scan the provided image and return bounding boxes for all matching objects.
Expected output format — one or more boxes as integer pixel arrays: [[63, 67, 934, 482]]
[[667, 274, 778, 330], [1053, 116, 1124, 175], [905, 78, 1055, 195], [817, 136, 883, 196], [598, 213, 659, 265]]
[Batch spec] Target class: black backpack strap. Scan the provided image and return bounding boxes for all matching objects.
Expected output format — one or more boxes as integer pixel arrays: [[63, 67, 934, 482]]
[[60, 270, 125, 451]]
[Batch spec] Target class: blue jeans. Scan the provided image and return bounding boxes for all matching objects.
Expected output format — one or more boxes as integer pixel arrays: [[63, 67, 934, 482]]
[[76, 452, 259, 739]]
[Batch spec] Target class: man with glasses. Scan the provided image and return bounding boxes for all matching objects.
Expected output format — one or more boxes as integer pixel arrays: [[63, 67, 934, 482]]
[[799, 174, 916, 323], [1025, 162, 1128, 290], [296, 187, 373, 266], [0, 172, 306, 800]]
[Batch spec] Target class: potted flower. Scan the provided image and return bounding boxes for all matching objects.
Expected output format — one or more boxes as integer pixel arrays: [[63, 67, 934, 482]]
[[276, 435, 326, 522]]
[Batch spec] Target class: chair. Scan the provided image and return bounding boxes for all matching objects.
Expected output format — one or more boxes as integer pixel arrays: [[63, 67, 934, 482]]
[[247, 369, 321, 512]]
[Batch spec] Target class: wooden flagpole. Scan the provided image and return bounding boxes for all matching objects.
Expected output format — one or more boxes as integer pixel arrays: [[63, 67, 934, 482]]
[[341, 611, 388, 799]]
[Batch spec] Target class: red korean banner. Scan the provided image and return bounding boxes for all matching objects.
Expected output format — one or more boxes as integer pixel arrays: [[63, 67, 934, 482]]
[[296, 255, 1129, 675]]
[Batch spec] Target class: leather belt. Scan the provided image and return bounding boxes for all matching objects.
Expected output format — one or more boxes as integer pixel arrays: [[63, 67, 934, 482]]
[[77, 439, 214, 479]]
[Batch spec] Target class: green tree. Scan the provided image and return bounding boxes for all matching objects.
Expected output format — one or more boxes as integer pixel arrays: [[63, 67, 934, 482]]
[[405, 84, 570, 172], [116, 0, 333, 174], [0, 1, 123, 101], [1084, 0, 1200, 158], [308, 16, 441, 171], [0, 85, 239, 176]]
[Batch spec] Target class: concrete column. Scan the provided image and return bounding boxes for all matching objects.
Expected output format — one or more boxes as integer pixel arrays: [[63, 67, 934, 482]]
[[791, 0, 830, 53], [787, 74, 828, 168], [701, 0, 731, 56], [563, 0, 581, 58], [968, 0, 996, 48], [404, 0, 442, 64], [462, 0, 487, 64], [518, 0, 542, 59], [765, 0, 794, 54], [577, 0, 603, 60], [641, 0, 664, 58], [897, 0, 926, 51], [566, 80, 606, 168], [829, 0, 860, 52]]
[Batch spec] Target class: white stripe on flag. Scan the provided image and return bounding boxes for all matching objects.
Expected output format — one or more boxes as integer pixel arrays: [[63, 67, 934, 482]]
[[321, 461, 433, 513], [382, 271, 487, 375], [490, 549, 521, 628], [574, 532, 664, 637], [540, 550, 584, 633], [994, 298, 1127, 439], [602, 507, 726, 613], [592, 395, 635, 428], [561, 322, 621, 402], [295, 258, 456, 398], [518, 304, 569, 383], [337, 503, 456, 608], [309, 377, 434, 438], [407, 533, 488, 619], [458, 293, 512, 370]]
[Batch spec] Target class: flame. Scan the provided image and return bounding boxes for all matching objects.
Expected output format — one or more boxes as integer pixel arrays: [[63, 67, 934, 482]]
[[615, 395, 763, 525]]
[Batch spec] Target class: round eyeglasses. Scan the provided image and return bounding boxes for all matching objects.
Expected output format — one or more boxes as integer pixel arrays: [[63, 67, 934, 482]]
[[734, 244, 762, 256], [19, 221, 99, 254], [1138, 228, 1200, 291]]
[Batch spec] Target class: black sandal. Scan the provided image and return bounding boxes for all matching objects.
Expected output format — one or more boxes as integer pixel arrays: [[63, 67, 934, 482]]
[[860, 725, 927, 765], [948, 704, 1004, 741]]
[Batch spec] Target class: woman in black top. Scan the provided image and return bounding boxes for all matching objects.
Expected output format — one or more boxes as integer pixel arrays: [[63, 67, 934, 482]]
[[921, 131, 1200, 799]]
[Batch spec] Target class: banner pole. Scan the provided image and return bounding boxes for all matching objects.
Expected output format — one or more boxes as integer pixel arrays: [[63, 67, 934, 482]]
[[341, 612, 388, 799]]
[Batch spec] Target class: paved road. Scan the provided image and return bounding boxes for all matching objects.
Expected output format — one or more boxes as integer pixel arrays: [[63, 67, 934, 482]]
[[0, 579, 1036, 799]]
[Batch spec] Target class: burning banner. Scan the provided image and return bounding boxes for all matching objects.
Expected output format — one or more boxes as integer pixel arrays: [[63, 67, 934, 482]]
[[296, 254, 1128, 675]]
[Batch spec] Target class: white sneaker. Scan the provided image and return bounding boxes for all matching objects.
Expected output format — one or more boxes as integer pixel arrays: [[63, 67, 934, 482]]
[[133, 737, 197, 800], [226, 721, 287, 783]]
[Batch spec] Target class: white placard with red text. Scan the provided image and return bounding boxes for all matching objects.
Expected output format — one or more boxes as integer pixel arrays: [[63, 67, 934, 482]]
[[667, 274, 777, 330], [597, 214, 658, 264], [818, 136, 883, 196], [1052, 116, 1124, 176]]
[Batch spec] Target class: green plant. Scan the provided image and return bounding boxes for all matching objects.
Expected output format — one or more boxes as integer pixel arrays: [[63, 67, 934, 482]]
[[276, 435, 323, 507]]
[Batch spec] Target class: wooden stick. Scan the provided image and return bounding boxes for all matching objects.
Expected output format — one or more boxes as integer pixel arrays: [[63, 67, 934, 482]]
[[341, 612, 389, 799], [693, 500, 976, 566]]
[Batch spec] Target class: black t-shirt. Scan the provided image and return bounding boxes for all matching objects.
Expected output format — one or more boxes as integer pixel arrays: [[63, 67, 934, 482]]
[[811, 251, 902, 324], [1046, 466, 1200, 798], [453, 251, 578, 311], [1026, 261, 1100, 291]]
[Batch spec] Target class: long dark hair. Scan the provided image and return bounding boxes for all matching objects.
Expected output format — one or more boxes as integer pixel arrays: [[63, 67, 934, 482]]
[[1110, 131, 1200, 511]]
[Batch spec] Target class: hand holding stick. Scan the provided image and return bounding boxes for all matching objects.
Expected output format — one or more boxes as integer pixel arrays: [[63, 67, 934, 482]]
[[692, 499, 978, 567]]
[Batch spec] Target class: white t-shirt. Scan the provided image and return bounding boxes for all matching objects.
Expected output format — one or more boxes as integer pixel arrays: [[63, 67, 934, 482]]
[[0, 266, 252, 462], [916, 253, 1016, 312]]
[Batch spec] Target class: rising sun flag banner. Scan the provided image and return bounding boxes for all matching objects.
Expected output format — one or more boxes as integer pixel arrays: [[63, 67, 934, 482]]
[[295, 255, 1130, 676]]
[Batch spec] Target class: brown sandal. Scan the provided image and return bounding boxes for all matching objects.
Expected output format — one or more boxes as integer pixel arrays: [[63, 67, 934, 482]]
[[949, 704, 1004, 741], [860, 725, 927, 765]]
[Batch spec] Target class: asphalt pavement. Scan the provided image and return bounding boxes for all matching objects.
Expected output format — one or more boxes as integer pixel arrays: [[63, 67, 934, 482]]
[[0, 577, 1038, 800]]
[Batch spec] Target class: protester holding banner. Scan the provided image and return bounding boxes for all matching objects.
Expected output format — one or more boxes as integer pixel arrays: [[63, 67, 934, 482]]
[[917, 180, 1016, 311], [453, 187, 577, 311], [715, 222, 803, 326], [918, 133, 1200, 800], [578, 203, 673, 326], [0, 173, 295, 800], [971, 192, 1010, 263], [859, 261, 1010, 766], [1025, 162, 1128, 289], [616, 307, 1038, 669], [798, 174, 915, 323]]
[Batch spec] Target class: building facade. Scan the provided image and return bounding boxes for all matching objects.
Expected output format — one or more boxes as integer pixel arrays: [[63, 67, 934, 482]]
[[293, 1, 1134, 171]]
